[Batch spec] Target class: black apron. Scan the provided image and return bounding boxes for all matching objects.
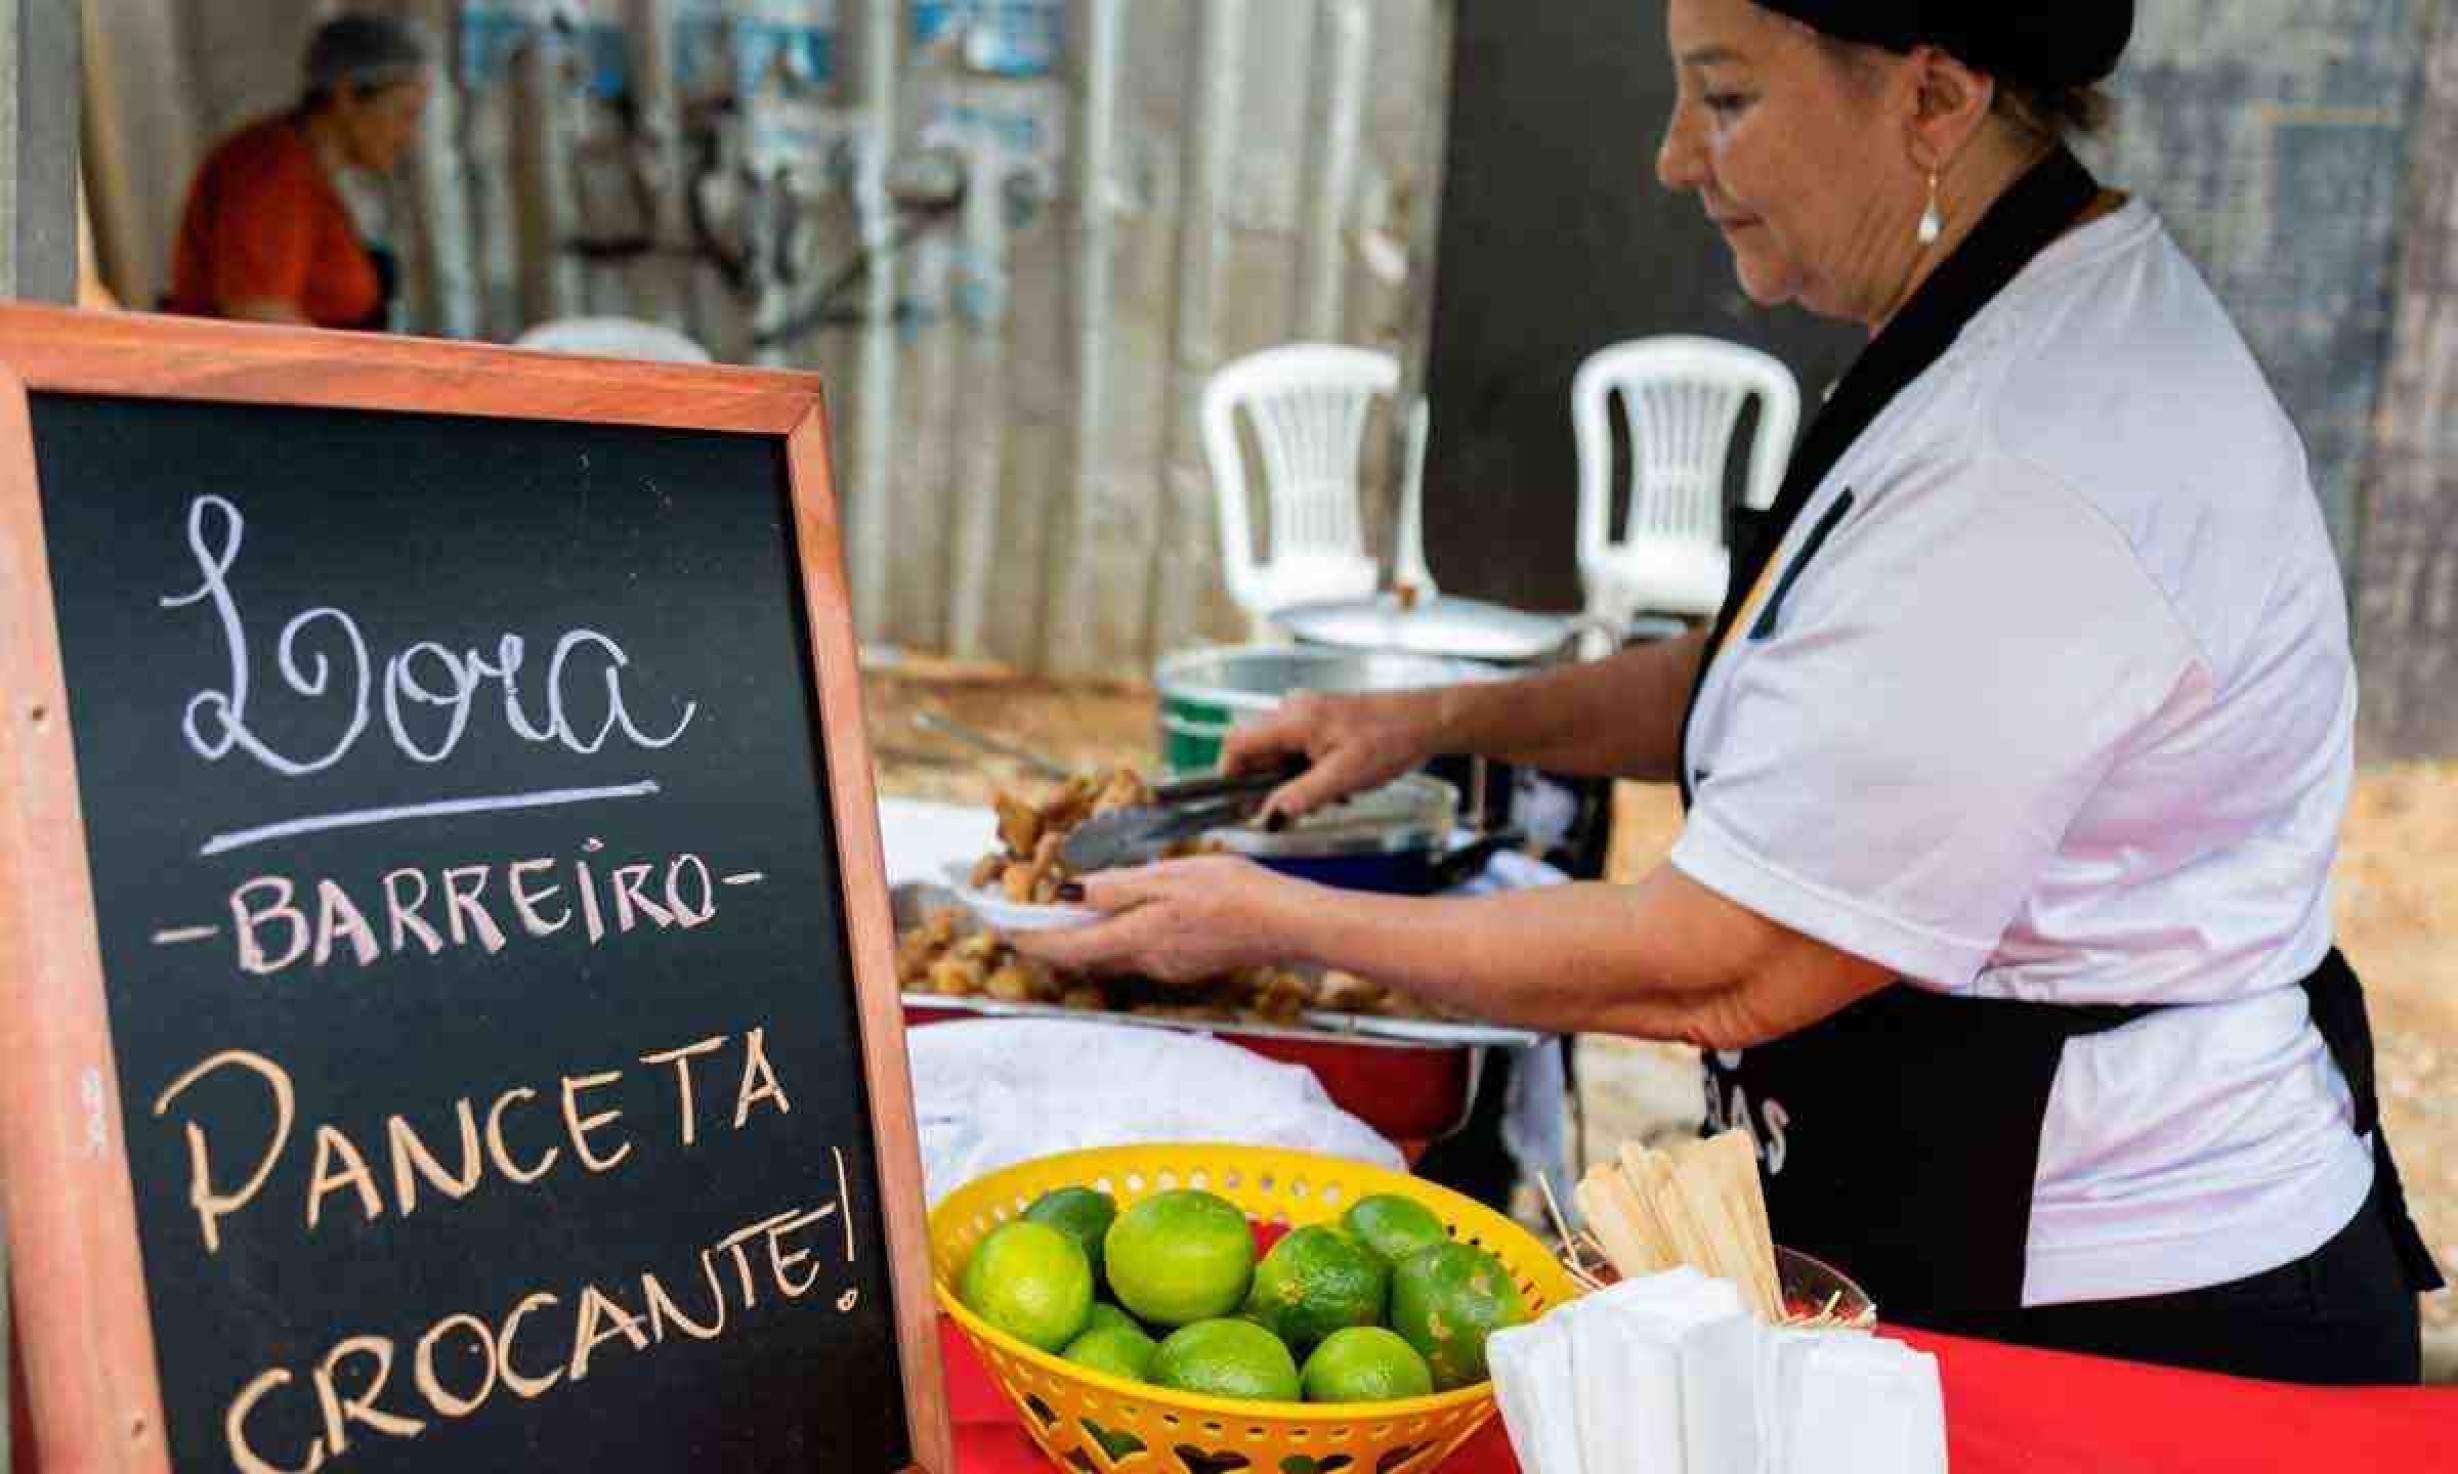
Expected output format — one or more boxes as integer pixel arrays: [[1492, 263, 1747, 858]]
[[1677, 148, 2443, 1335]]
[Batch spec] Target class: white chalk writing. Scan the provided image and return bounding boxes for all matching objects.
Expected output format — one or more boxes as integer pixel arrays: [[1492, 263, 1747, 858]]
[[162, 496, 697, 780]]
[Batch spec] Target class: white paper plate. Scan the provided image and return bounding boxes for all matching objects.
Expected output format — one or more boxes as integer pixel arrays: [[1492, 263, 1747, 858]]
[[941, 865, 1104, 932]]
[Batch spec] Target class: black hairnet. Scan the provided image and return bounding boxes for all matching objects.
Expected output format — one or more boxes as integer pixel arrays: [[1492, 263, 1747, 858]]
[[1755, 1, 2132, 88]]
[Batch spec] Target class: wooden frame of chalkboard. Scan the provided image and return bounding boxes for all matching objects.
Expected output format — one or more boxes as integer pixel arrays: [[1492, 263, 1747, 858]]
[[0, 304, 951, 1473]]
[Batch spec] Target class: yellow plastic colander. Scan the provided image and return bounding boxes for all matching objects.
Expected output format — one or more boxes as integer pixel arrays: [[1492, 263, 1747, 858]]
[[930, 1143, 1578, 1474]]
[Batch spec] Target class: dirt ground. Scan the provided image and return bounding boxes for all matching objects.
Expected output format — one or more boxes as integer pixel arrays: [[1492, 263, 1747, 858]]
[[863, 667, 2458, 1362]]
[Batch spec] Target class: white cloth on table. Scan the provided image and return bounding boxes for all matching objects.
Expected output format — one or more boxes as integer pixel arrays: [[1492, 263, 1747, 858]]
[[877, 797, 996, 890], [905, 1017, 1401, 1204]]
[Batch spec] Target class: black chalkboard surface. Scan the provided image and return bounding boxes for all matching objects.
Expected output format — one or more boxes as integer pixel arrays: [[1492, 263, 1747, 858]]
[[0, 308, 949, 1474]]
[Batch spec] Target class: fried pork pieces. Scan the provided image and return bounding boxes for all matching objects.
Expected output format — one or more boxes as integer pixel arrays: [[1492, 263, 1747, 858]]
[[921, 766, 1447, 1025], [969, 768, 1156, 903], [894, 909, 1439, 1026]]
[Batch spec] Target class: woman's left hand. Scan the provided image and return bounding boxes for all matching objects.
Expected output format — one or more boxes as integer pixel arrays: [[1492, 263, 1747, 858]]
[[1012, 856, 1318, 983]]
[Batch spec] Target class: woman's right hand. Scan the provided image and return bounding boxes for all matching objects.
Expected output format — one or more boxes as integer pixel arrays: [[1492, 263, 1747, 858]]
[[1222, 687, 1451, 820]]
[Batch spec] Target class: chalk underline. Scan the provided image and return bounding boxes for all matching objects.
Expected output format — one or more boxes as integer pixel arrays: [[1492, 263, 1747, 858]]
[[198, 780, 663, 858]]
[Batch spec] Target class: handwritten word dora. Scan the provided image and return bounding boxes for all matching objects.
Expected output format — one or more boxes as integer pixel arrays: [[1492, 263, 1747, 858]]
[[163, 494, 695, 777]]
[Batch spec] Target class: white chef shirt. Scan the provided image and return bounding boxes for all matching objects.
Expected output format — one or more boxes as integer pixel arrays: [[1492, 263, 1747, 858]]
[[1671, 199, 2375, 1306]]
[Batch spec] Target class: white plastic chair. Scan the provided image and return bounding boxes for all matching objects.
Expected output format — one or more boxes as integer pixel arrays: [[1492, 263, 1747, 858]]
[[514, 315, 715, 364], [1572, 336, 1800, 624], [1202, 343, 1435, 636]]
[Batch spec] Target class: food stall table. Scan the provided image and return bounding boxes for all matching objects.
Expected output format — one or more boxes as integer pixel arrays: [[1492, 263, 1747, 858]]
[[942, 1317, 2456, 1473]]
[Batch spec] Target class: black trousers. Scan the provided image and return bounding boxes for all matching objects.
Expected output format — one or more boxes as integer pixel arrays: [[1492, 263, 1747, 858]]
[[1999, 1177, 2424, 1386]]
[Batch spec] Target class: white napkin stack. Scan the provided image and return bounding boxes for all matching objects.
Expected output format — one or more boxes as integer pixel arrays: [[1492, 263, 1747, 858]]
[[1489, 1270, 1947, 1474]]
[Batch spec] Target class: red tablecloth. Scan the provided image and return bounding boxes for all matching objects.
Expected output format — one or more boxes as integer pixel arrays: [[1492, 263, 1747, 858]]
[[943, 1317, 2456, 1473]]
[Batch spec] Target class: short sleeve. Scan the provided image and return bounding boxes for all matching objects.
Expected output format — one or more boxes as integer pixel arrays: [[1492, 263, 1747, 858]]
[[204, 143, 318, 311], [1669, 454, 2201, 989]]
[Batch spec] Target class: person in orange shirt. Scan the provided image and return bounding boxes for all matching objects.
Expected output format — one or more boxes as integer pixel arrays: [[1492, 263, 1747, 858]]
[[166, 15, 432, 329]]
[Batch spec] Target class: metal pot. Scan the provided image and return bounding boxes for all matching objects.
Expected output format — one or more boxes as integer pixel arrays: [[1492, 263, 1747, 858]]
[[1273, 592, 1585, 666], [1269, 594, 1687, 879], [1153, 643, 1497, 776], [1273, 592, 1687, 669]]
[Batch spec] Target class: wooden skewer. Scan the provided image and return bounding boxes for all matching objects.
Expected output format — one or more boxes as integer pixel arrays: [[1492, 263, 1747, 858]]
[[1580, 1163, 1675, 1280], [1535, 1171, 1586, 1273], [1565, 1130, 1793, 1323]]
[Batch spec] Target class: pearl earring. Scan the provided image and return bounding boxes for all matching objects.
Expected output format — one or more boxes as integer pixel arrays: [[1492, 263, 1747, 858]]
[[1917, 171, 1944, 247]]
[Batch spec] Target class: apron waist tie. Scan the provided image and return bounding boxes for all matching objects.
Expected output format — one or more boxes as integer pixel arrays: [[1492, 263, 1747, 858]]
[[2302, 949, 2445, 1291], [1707, 945, 2440, 1338]]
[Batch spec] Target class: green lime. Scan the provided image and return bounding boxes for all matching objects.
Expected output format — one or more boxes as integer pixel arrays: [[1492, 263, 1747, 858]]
[[1341, 1194, 1449, 1266], [1063, 1321, 1160, 1383], [1300, 1326, 1435, 1404], [1244, 1225, 1388, 1350], [1387, 1242, 1529, 1391], [1104, 1190, 1256, 1327], [1150, 1318, 1303, 1403], [1025, 1186, 1119, 1277], [1083, 1302, 1145, 1338], [960, 1221, 1094, 1352]]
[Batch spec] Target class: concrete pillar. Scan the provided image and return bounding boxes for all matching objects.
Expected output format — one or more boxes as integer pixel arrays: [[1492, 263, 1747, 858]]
[[2, 5, 77, 1455], [1146, 0, 1247, 660], [2, 0, 80, 303]]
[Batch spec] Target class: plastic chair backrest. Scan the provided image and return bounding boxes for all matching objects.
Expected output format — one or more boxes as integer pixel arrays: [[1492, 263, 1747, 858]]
[[1202, 344, 1396, 626], [514, 316, 715, 364], [1572, 336, 1799, 600]]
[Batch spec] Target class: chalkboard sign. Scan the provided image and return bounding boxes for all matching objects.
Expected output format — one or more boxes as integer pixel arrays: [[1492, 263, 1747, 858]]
[[0, 306, 950, 1473]]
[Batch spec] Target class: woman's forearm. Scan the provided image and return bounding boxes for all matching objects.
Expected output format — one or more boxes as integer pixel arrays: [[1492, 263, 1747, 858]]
[[1276, 862, 1890, 1049], [1429, 629, 1705, 782], [1281, 874, 1729, 1039]]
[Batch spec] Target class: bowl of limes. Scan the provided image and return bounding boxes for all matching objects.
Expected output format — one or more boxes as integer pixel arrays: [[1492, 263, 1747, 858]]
[[930, 1143, 1580, 1474]]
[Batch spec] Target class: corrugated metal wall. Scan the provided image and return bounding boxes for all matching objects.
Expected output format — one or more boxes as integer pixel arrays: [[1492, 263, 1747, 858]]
[[2097, 0, 2434, 582], [2357, 0, 2458, 760], [81, 1, 2458, 724], [81, 0, 1448, 679]]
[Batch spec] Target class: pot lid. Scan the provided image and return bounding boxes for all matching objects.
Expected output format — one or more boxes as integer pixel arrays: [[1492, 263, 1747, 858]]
[[1273, 593, 1578, 664], [1156, 643, 1500, 713]]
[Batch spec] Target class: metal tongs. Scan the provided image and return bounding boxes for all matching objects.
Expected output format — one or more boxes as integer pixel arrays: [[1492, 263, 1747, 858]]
[[1059, 757, 1309, 874]]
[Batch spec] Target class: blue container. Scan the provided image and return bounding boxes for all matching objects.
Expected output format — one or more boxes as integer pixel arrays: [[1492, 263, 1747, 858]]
[[912, 0, 1061, 77], [1247, 834, 1520, 897], [458, 5, 531, 88], [675, 5, 836, 93]]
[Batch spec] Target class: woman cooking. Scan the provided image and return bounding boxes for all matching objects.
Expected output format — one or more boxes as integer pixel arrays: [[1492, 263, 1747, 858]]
[[1024, 0, 2444, 1384]]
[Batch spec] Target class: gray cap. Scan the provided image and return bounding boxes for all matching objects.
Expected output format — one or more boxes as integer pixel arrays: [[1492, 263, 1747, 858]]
[[304, 13, 429, 96]]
